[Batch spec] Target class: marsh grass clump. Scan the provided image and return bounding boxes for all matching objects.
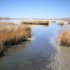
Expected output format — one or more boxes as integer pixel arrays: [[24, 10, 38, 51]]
[[58, 21, 64, 26], [21, 20, 49, 25], [68, 20, 70, 24], [0, 25, 31, 55], [59, 31, 70, 47]]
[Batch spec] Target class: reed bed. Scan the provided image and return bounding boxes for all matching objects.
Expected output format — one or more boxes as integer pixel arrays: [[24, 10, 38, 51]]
[[0, 24, 31, 55], [21, 21, 49, 25], [58, 21, 64, 25], [59, 31, 70, 47], [68, 20, 70, 24]]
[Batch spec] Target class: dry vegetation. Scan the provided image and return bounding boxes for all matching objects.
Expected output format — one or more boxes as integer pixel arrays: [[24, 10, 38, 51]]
[[0, 24, 31, 55], [68, 20, 70, 24], [59, 31, 70, 47], [21, 20, 49, 25], [58, 21, 64, 25]]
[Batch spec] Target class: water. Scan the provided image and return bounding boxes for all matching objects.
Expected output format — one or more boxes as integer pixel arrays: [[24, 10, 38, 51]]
[[0, 23, 70, 70]]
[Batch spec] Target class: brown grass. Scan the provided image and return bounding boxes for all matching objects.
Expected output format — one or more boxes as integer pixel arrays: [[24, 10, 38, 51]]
[[0, 25, 31, 55], [68, 20, 70, 24], [59, 31, 70, 47], [21, 20, 49, 25], [58, 21, 64, 25]]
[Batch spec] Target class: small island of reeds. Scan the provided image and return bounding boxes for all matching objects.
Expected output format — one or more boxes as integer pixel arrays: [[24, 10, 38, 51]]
[[59, 31, 70, 47]]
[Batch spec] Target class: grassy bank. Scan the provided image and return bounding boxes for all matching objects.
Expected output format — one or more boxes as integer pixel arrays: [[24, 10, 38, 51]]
[[0, 24, 31, 56], [21, 20, 49, 25], [59, 31, 70, 47]]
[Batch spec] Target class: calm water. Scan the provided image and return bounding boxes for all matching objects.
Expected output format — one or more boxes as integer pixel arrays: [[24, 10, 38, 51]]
[[0, 23, 70, 70]]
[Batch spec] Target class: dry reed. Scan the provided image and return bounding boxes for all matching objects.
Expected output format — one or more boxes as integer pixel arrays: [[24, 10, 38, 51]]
[[21, 21, 49, 25], [68, 20, 70, 24], [0, 25, 31, 55], [59, 31, 70, 47], [58, 21, 64, 25]]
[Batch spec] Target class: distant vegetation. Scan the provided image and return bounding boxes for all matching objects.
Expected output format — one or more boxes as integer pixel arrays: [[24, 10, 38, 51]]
[[0, 17, 10, 20], [21, 20, 49, 25], [0, 23, 31, 56], [58, 21, 64, 25]]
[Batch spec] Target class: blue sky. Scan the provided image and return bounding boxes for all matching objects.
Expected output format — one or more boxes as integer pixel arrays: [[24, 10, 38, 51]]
[[0, 0, 70, 18]]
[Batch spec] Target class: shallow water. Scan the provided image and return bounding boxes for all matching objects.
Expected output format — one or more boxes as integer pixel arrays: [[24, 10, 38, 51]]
[[0, 24, 70, 70]]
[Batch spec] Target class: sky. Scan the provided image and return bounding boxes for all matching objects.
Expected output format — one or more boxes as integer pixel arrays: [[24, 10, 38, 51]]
[[0, 0, 70, 19]]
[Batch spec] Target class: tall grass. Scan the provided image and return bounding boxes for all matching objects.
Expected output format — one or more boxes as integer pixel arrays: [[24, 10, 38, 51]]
[[21, 20, 49, 25], [0, 24, 31, 55], [59, 21, 64, 25], [59, 31, 70, 47], [68, 20, 70, 24]]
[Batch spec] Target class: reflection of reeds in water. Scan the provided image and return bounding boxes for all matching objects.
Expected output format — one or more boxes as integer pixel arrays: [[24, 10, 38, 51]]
[[59, 31, 70, 47], [0, 24, 31, 55]]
